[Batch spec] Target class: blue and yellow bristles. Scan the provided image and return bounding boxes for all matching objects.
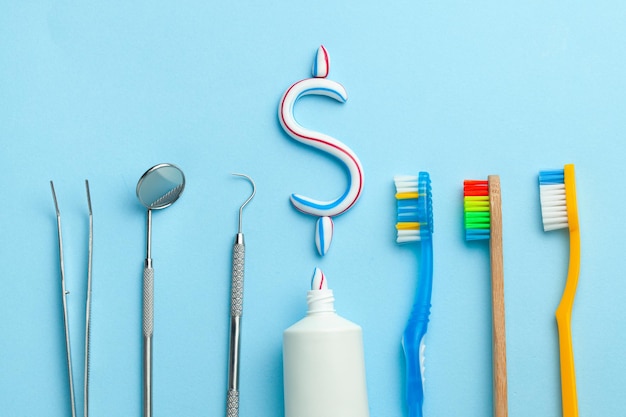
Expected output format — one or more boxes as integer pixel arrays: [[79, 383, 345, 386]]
[[394, 173, 433, 417], [395, 174, 433, 243]]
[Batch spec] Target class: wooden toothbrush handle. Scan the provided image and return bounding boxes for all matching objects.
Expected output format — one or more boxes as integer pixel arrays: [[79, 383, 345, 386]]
[[489, 175, 508, 417]]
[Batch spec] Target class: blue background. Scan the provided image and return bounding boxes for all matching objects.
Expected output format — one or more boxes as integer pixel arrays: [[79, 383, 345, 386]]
[[1, 1, 625, 416]]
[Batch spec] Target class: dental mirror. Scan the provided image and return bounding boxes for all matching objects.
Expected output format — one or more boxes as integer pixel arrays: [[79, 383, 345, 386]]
[[136, 163, 185, 210], [136, 162, 185, 417]]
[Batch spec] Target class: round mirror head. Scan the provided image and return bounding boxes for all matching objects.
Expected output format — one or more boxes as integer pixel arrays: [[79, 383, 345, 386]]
[[136, 163, 185, 210]]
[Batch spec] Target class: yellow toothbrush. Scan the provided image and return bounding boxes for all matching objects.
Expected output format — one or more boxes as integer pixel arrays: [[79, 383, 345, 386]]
[[538, 163, 580, 417]]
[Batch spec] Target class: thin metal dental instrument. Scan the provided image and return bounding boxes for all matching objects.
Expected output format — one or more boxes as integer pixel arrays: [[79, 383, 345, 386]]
[[226, 173, 256, 417], [84, 180, 93, 417], [50, 181, 76, 417], [50, 180, 93, 417], [136, 164, 185, 417]]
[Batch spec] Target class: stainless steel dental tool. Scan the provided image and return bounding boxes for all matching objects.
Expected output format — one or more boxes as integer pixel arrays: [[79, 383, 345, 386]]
[[226, 173, 256, 417], [50, 180, 93, 417], [135, 163, 185, 417]]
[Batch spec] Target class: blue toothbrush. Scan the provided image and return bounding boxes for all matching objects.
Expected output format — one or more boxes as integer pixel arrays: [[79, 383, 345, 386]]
[[394, 173, 434, 417]]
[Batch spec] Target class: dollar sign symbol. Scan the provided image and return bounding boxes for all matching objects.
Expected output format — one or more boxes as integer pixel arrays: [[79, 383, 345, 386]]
[[279, 45, 364, 256]]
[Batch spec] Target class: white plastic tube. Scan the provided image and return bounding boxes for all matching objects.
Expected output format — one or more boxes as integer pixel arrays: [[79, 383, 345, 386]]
[[283, 271, 369, 417]]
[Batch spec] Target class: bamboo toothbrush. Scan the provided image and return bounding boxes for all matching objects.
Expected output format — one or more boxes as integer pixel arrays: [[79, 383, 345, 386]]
[[538, 164, 580, 417], [463, 176, 508, 417], [394, 173, 433, 417]]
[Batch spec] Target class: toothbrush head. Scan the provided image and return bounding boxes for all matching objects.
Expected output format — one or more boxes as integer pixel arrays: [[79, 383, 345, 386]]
[[463, 180, 490, 240], [539, 164, 579, 232], [394, 173, 433, 243]]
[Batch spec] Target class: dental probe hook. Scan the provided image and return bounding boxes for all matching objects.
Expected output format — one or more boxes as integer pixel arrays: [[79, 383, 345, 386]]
[[232, 173, 256, 234]]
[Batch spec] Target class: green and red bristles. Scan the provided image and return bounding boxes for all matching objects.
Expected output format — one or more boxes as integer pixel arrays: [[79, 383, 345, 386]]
[[463, 180, 490, 240]]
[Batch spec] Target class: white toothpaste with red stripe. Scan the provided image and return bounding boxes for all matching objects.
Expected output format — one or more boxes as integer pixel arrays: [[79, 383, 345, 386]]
[[310, 267, 327, 290], [279, 46, 364, 256]]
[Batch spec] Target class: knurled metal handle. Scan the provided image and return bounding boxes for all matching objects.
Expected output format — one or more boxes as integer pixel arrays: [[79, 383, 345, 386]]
[[231, 243, 245, 317], [227, 389, 239, 417], [143, 267, 154, 337]]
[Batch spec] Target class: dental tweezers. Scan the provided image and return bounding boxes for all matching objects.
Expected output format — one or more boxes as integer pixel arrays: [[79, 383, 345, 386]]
[[50, 180, 93, 417]]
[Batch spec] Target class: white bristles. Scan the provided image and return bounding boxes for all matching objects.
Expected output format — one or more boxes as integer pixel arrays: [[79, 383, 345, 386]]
[[396, 185, 417, 193], [397, 237, 421, 244], [539, 183, 569, 231], [394, 175, 418, 193], [397, 230, 421, 243], [394, 175, 418, 182]]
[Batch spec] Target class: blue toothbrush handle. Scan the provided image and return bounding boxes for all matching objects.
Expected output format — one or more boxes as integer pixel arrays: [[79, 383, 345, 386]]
[[403, 239, 433, 417]]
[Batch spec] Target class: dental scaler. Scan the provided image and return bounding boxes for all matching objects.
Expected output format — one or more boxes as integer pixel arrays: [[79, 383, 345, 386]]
[[226, 174, 256, 417]]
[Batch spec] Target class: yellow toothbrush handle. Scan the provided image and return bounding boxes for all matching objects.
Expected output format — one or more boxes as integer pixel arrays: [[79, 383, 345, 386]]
[[556, 164, 580, 417]]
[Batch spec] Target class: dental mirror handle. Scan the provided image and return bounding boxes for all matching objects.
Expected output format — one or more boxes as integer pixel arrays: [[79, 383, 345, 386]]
[[143, 208, 154, 417], [227, 233, 245, 417], [143, 257, 154, 417]]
